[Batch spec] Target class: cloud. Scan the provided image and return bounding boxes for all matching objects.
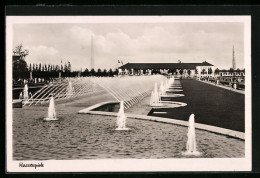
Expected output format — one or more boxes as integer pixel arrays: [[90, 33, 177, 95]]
[[13, 23, 244, 70], [25, 45, 59, 65]]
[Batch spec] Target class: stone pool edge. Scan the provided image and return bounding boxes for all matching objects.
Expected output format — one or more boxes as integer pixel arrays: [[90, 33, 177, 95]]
[[78, 101, 245, 140]]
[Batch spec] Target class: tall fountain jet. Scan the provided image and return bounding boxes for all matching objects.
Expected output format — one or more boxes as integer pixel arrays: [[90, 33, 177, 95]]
[[44, 96, 58, 121], [169, 76, 175, 85], [159, 81, 166, 95], [182, 114, 201, 156], [116, 101, 129, 130], [19, 92, 23, 100], [150, 83, 162, 106], [23, 84, 29, 100]]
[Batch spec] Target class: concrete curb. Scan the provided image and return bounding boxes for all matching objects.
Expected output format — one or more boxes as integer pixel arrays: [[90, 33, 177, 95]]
[[78, 100, 119, 113], [78, 102, 244, 140], [161, 94, 185, 97], [13, 100, 23, 108], [151, 101, 187, 108]]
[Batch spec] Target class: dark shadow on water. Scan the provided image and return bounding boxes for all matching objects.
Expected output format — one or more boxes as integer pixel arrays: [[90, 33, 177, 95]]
[[93, 103, 120, 112]]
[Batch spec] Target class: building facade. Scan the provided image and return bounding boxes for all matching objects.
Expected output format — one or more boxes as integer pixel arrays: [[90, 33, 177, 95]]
[[118, 61, 215, 77], [215, 69, 245, 82]]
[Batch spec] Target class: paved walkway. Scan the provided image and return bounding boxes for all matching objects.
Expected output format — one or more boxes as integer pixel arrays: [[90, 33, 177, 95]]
[[149, 79, 245, 132], [197, 79, 245, 95]]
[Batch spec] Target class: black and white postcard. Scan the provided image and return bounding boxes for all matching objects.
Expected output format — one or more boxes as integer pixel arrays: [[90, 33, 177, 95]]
[[6, 15, 251, 172]]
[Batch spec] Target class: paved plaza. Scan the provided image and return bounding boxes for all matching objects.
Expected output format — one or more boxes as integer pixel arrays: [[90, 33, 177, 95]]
[[149, 79, 245, 132]]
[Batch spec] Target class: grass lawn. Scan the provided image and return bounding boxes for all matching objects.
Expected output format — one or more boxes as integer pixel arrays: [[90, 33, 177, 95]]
[[148, 79, 245, 132]]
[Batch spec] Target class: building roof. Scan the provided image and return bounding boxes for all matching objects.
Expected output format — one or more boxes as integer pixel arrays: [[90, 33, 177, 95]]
[[119, 61, 214, 70], [219, 69, 245, 72]]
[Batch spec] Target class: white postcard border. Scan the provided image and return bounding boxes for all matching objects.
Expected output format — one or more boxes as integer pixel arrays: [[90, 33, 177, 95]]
[[6, 16, 251, 172]]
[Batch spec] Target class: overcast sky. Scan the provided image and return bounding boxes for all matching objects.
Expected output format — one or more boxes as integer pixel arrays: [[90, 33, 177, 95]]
[[13, 23, 244, 70]]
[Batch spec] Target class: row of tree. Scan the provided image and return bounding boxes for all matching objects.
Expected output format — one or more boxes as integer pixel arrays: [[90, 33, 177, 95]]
[[16, 67, 120, 79], [28, 62, 71, 72], [81, 68, 119, 77], [215, 68, 245, 74]]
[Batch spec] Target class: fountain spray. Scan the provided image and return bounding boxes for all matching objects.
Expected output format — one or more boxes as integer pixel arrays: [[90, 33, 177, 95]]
[[115, 101, 129, 130], [182, 114, 201, 156], [23, 84, 29, 100], [150, 83, 162, 106], [44, 96, 58, 121]]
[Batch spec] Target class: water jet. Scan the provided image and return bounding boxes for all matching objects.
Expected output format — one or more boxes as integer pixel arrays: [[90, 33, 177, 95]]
[[182, 114, 201, 156], [115, 101, 129, 130], [43, 96, 58, 121]]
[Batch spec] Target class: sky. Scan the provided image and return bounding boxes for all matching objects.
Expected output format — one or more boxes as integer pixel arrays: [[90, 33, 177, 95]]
[[13, 22, 244, 71]]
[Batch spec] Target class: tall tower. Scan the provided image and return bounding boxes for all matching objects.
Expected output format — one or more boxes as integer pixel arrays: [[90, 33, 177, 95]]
[[232, 46, 236, 69], [90, 35, 94, 69]]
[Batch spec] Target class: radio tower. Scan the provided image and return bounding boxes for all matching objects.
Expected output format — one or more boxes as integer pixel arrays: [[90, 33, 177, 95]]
[[90, 35, 94, 69], [232, 46, 236, 69]]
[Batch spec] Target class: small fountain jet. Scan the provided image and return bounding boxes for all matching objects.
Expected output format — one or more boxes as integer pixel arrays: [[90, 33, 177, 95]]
[[182, 114, 201, 156], [19, 84, 30, 101], [159, 81, 166, 95], [115, 101, 129, 130], [150, 83, 163, 106], [169, 76, 175, 85], [44, 96, 58, 121], [19, 92, 23, 100], [23, 84, 29, 100]]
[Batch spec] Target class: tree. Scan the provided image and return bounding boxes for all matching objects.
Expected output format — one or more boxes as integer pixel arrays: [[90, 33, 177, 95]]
[[208, 67, 212, 75], [114, 69, 119, 76], [168, 68, 174, 74], [201, 69, 206, 75], [64, 62, 68, 72], [229, 68, 234, 76], [195, 68, 198, 74], [39, 63, 42, 71], [108, 68, 113, 76], [13, 43, 29, 59], [97, 68, 102, 76], [179, 69, 183, 75], [55, 65, 59, 71], [83, 68, 90, 76], [67, 61, 71, 72], [90, 68, 96, 76], [187, 69, 191, 76], [236, 68, 241, 75], [102, 69, 108, 76], [13, 44, 29, 79], [215, 68, 220, 75], [29, 63, 32, 72], [44, 64, 47, 72]]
